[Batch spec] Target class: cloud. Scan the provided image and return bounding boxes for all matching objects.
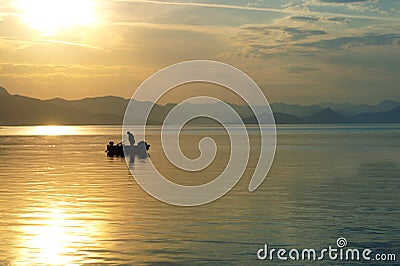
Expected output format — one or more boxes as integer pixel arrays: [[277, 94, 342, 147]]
[[117, 0, 400, 21], [0, 63, 154, 99], [242, 25, 327, 41], [287, 0, 400, 18], [299, 33, 400, 49], [319, 0, 368, 3], [0, 63, 148, 79], [285, 66, 320, 73], [289, 15, 351, 23], [0, 36, 105, 51], [231, 5, 400, 59], [232, 23, 329, 58], [233, 31, 399, 59], [290, 15, 321, 22], [109, 21, 228, 34]]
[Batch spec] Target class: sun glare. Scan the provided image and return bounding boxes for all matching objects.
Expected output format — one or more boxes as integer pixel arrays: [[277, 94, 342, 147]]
[[32, 125, 75, 136], [14, 0, 98, 35]]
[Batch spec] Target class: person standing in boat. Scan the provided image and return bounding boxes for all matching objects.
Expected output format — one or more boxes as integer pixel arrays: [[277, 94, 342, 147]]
[[127, 131, 135, 145]]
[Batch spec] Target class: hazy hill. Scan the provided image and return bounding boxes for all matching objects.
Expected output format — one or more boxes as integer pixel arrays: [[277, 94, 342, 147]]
[[242, 113, 303, 124], [0, 87, 399, 125], [319, 100, 400, 115], [304, 108, 348, 123], [0, 87, 9, 97], [270, 102, 321, 117], [352, 105, 400, 123], [44, 96, 129, 117], [273, 113, 304, 124], [0, 87, 123, 125]]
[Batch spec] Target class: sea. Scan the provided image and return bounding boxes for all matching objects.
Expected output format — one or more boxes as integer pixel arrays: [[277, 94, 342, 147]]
[[0, 124, 399, 265]]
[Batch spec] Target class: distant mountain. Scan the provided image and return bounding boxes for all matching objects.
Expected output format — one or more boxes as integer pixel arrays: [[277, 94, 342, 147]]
[[0, 87, 399, 125], [0, 87, 10, 97], [44, 96, 129, 117], [304, 108, 348, 123], [273, 113, 303, 124], [270, 103, 321, 117], [0, 88, 124, 125], [240, 108, 346, 124], [352, 105, 400, 123], [319, 100, 400, 115]]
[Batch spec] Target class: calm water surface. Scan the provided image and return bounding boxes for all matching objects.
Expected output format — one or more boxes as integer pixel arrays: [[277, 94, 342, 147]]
[[0, 125, 399, 265]]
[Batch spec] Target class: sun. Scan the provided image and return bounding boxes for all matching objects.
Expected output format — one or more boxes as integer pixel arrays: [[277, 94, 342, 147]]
[[14, 0, 98, 36]]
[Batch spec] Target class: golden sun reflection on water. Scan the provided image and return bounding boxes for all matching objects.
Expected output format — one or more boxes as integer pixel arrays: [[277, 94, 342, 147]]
[[16, 206, 101, 265], [32, 126, 77, 136]]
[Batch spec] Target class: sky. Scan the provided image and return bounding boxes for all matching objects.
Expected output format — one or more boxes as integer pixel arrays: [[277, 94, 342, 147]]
[[0, 0, 399, 104]]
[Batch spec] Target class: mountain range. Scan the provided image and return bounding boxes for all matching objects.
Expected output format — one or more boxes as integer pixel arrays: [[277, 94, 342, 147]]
[[1, 87, 399, 125]]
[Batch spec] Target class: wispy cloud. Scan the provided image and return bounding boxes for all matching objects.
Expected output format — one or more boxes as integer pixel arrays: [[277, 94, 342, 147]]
[[233, 28, 400, 59], [117, 0, 400, 21], [0, 62, 153, 99], [299, 33, 400, 49], [0, 63, 146, 78], [0, 36, 106, 51], [109, 21, 228, 34], [289, 15, 351, 23]]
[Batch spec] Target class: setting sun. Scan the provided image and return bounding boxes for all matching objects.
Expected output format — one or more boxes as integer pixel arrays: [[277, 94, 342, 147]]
[[14, 0, 98, 35]]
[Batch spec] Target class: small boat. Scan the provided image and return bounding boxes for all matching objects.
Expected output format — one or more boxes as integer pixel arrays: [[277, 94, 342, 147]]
[[106, 141, 150, 157]]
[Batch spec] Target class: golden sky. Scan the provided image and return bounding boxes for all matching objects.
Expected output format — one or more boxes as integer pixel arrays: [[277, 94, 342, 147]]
[[0, 0, 399, 104]]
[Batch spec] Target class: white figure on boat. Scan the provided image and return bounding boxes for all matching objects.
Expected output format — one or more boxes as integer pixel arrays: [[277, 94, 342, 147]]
[[106, 131, 150, 157], [127, 131, 135, 145]]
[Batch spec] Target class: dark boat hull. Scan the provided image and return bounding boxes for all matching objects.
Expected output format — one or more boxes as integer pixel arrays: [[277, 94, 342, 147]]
[[106, 143, 150, 157]]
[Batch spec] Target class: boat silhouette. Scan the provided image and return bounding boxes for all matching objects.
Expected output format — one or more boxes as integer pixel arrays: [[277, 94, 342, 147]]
[[106, 141, 150, 157]]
